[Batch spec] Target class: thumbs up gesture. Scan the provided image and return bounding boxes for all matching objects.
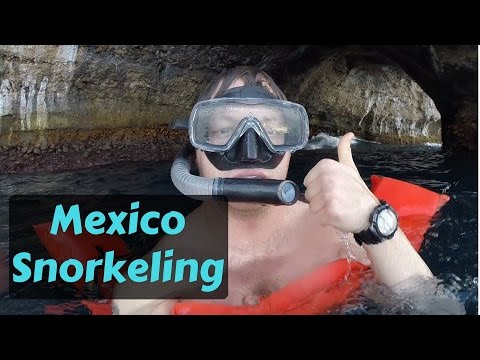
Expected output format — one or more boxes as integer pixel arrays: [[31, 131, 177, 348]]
[[303, 133, 380, 234]]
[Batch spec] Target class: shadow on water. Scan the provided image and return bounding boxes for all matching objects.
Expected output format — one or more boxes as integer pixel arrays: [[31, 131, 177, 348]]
[[0, 134, 477, 314]]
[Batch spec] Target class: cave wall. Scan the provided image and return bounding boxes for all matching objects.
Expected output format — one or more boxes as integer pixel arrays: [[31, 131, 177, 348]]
[[0, 45, 476, 173]]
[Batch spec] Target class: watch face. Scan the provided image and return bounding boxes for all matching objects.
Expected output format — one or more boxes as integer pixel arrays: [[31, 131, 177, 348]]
[[376, 208, 398, 236]]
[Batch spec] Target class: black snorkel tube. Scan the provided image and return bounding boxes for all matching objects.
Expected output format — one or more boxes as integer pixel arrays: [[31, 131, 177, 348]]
[[170, 144, 300, 205]]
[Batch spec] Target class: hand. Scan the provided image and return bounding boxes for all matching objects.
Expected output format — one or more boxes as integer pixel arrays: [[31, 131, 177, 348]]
[[303, 132, 380, 234]]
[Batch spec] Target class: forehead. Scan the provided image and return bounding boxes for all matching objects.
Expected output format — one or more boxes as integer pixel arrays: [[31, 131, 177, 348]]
[[211, 104, 284, 116]]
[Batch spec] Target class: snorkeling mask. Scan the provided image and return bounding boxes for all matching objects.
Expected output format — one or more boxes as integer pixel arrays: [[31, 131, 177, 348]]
[[189, 85, 309, 170], [170, 85, 310, 205]]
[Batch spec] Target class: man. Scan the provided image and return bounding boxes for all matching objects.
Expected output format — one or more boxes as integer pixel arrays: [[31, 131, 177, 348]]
[[113, 66, 434, 315]]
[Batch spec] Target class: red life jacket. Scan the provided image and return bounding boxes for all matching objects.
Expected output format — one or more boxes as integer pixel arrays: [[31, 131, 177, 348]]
[[39, 175, 449, 315]]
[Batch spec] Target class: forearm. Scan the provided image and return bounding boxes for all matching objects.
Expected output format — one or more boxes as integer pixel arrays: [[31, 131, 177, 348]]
[[362, 230, 466, 314], [364, 227, 433, 287]]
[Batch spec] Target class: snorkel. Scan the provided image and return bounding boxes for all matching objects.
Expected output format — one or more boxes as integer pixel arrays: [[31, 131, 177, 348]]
[[171, 143, 299, 205], [170, 85, 308, 205]]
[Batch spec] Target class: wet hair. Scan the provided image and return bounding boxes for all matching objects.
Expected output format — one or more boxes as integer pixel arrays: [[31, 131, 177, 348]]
[[197, 66, 287, 101]]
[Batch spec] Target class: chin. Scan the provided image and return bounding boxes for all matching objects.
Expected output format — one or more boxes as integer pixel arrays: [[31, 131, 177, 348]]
[[228, 201, 266, 213], [225, 169, 270, 180]]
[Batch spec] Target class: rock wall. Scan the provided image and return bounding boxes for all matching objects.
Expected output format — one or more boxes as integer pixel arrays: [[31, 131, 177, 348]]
[[285, 50, 441, 143], [0, 45, 476, 173]]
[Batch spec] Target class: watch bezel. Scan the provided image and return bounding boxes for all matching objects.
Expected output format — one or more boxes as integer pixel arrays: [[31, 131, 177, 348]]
[[370, 203, 398, 239], [353, 200, 399, 246]]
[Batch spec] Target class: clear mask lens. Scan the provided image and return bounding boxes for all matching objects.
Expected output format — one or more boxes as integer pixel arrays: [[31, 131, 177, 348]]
[[190, 98, 309, 153]]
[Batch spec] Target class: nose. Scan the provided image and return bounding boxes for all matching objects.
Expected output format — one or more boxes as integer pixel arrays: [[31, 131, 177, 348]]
[[241, 128, 259, 160], [225, 128, 268, 163]]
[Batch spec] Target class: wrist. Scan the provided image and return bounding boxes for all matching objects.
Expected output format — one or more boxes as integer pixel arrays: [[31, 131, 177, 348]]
[[354, 199, 398, 246], [357, 196, 381, 232]]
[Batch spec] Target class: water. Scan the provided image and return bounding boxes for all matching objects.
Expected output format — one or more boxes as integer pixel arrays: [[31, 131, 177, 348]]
[[0, 134, 477, 314]]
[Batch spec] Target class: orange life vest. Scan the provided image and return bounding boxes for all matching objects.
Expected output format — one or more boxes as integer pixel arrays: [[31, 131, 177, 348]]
[[39, 175, 449, 315]]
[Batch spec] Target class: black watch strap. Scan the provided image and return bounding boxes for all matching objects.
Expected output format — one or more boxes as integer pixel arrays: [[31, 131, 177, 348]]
[[353, 229, 383, 246]]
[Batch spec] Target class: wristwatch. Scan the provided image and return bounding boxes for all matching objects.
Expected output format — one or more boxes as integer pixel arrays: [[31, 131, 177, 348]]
[[353, 200, 398, 246]]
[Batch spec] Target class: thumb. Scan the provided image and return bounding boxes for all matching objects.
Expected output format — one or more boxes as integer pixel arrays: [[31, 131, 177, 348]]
[[338, 132, 358, 170]]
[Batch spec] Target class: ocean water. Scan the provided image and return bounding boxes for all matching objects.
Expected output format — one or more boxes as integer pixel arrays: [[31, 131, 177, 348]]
[[0, 134, 477, 315]]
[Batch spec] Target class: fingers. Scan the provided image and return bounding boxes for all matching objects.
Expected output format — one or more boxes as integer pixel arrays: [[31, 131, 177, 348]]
[[304, 172, 336, 202], [304, 158, 338, 187], [308, 194, 329, 215], [304, 133, 359, 188], [304, 157, 359, 188], [337, 132, 358, 171]]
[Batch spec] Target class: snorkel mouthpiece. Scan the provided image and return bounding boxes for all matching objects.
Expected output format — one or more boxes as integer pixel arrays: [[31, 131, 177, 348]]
[[170, 144, 299, 205]]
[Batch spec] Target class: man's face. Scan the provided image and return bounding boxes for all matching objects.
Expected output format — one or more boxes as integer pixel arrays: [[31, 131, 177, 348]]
[[193, 80, 293, 213]]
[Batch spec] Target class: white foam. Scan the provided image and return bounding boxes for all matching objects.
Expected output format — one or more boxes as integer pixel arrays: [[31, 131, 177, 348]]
[[424, 142, 443, 147], [304, 132, 340, 150], [305, 132, 378, 150]]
